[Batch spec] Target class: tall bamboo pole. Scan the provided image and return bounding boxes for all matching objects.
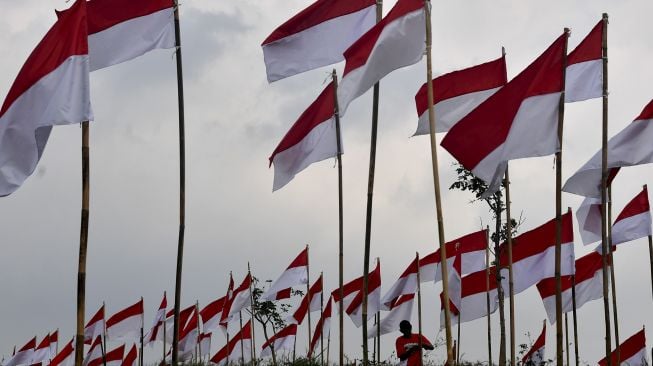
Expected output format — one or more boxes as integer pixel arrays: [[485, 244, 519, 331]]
[[195, 301, 202, 362], [648, 235, 653, 301], [163, 294, 167, 362], [306, 246, 312, 361], [74, 120, 90, 366], [239, 312, 245, 366], [248, 264, 257, 365], [598, 12, 613, 366], [607, 187, 620, 364], [423, 0, 453, 362], [361, 2, 383, 365], [103, 302, 107, 366], [485, 227, 492, 366], [332, 69, 345, 366], [554, 28, 570, 366], [171, 1, 187, 365], [571, 275, 579, 366], [140, 297, 144, 366], [416, 253, 424, 366], [505, 165, 515, 366], [376, 311, 381, 364], [320, 273, 325, 366], [565, 314, 570, 366]]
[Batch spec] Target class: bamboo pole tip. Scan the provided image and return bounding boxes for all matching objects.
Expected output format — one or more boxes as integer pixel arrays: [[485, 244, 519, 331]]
[[602, 13, 609, 20]]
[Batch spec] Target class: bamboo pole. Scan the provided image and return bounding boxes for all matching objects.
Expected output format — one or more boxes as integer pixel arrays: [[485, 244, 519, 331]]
[[565, 314, 570, 366], [332, 69, 345, 366], [598, 12, 613, 366], [485, 227, 492, 366], [195, 301, 201, 362], [376, 311, 381, 364], [423, 0, 453, 362], [320, 273, 325, 366], [456, 319, 461, 366], [327, 330, 331, 366], [239, 312, 245, 366], [171, 1, 187, 365], [140, 297, 144, 366], [372, 315, 377, 362], [103, 302, 107, 366], [554, 28, 570, 366], [416, 253, 424, 366], [571, 275, 579, 366], [648, 235, 653, 301], [163, 301, 167, 362], [505, 166, 515, 366], [607, 186, 620, 364], [74, 120, 90, 366], [361, 2, 383, 364], [306, 246, 312, 362], [248, 264, 257, 365]]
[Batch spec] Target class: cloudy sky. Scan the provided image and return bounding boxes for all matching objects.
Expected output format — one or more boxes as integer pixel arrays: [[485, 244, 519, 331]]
[[1, 0, 652, 364]]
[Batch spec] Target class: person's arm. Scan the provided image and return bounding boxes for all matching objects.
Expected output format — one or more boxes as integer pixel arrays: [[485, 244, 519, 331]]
[[397, 344, 419, 361], [420, 335, 435, 351]]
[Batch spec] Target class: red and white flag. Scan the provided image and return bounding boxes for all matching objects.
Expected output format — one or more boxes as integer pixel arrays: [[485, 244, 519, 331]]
[[48, 331, 58, 358], [48, 339, 73, 366], [144, 292, 167, 345], [269, 83, 339, 191], [612, 186, 652, 245], [374, 294, 414, 338], [31, 335, 51, 364], [178, 307, 200, 360], [82, 337, 102, 366], [200, 296, 226, 334], [537, 251, 603, 324], [262, 248, 308, 300], [274, 288, 292, 300], [598, 328, 648, 366], [199, 333, 211, 359], [308, 299, 332, 357], [220, 274, 253, 326], [522, 322, 546, 365], [456, 267, 504, 324], [288, 274, 323, 324], [337, 0, 426, 115], [98, 345, 124, 366], [434, 229, 488, 283], [565, 20, 603, 103], [564, 100, 653, 198], [381, 258, 418, 310], [499, 211, 575, 294], [106, 299, 144, 342], [163, 305, 197, 345], [414, 56, 507, 135], [441, 33, 567, 195], [86, 0, 174, 71], [260, 324, 297, 358], [576, 197, 602, 246], [345, 260, 381, 327], [210, 320, 252, 366], [84, 305, 105, 345], [4, 338, 36, 366], [121, 345, 137, 366], [261, 0, 376, 82], [440, 252, 462, 327], [0, 0, 92, 196]]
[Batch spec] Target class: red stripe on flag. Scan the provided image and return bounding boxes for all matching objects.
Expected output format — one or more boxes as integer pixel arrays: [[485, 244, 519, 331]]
[[567, 20, 602, 65]]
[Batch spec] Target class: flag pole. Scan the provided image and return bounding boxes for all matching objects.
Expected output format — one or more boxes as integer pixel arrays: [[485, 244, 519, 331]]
[[320, 271, 325, 366], [248, 264, 257, 365], [416, 253, 424, 366], [571, 275, 579, 366], [140, 297, 144, 366], [103, 302, 108, 366], [239, 312, 245, 366], [361, 1, 383, 364], [163, 291, 167, 362], [306, 245, 312, 362], [423, 0, 453, 362], [376, 311, 381, 364], [171, 1, 187, 365], [607, 186, 620, 364], [485, 226, 492, 366], [74, 120, 90, 366], [554, 27, 570, 366], [331, 68, 345, 366], [196, 301, 202, 362], [504, 165, 515, 366], [565, 313, 570, 366]]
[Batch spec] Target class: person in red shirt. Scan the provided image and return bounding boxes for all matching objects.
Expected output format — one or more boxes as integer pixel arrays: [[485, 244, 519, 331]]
[[395, 320, 434, 366]]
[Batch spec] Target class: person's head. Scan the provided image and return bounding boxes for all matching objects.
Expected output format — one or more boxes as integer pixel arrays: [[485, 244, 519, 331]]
[[399, 320, 412, 336]]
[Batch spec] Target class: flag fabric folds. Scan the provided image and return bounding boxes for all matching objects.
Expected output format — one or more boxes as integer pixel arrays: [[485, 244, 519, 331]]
[[48, 331, 58, 358], [200, 296, 226, 334], [106, 299, 144, 341], [345, 260, 381, 327], [262, 248, 309, 300], [440, 252, 462, 327], [413, 56, 507, 135], [434, 229, 488, 283], [84, 305, 105, 344], [373, 294, 414, 338], [563, 100, 653, 198], [0, 0, 92, 196], [31, 335, 51, 364], [261, 0, 376, 82], [612, 186, 652, 245], [576, 197, 602, 246], [537, 251, 603, 324], [441, 33, 567, 196], [337, 0, 426, 115], [598, 329, 648, 366], [288, 274, 323, 324], [308, 299, 332, 357], [121, 345, 137, 366], [82, 337, 102, 366], [98, 345, 124, 366], [565, 20, 603, 103], [144, 293, 167, 345], [220, 274, 253, 326], [260, 324, 297, 358], [4, 337, 36, 366], [456, 267, 504, 324], [269, 83, 339, 192], [210, 321, 252, 366], [381, 257, 418, 310], [522, 323, 546, 365], [85, 0, 175, 71], [199, 333, 211, 359], [48, 339, 74, 366]]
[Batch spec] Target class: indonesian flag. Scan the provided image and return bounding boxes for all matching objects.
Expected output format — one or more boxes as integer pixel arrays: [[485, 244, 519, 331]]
[[220, 274, 253, 326], [381, 258, 418, 310], [4, 338, 36, 366], [598, 329, 648, 366], [30, 335, 50, 364], [86, 0, 174, 71], [565, 19, 603, 103], [262, 248, 308, 300], [612, 186, 652, 245], [537, 251, 603, 324], [82, 337, 102, 366], [121, 345, 137, 366], [0, 0, 92, 196], [260, 324, 297, 358], [199, 333, 211, 359], [106, 299, 144, 342], [178, 307, 200, 358], [163, 305, 196, 345], [440, 252, 462, 327], [210, 320, 253, 366], [373, 294, 414, 338], [413, 56, 507, 136], [499, 211, 575, 294], [261, 0, 376, 82], [337, 0, 426, 115], [218, 274, 235, 334], [288, 274, 323, 324], [84, 305, 105, 345], [563, 100, 653, 198], [144, 292, 167, 346], [345, 260, 382, 327], [269, 83, 339, 192], [522, 323, 546, 365], [96, 345, 124, 366], [576, 197, 602, 246], [455, 267, 504, 324], [441, 33, 567, 195], [435, 229, 489, 282], [48, 339, 73, 366], [200, 296, 226, 334], [274, 288, 292, 300], [48, 331, 58, 358], [308, 299, 332, 357]]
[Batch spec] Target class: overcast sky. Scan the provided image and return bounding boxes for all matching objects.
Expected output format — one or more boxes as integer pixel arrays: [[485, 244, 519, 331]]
[[0, 0, 652, 364]]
